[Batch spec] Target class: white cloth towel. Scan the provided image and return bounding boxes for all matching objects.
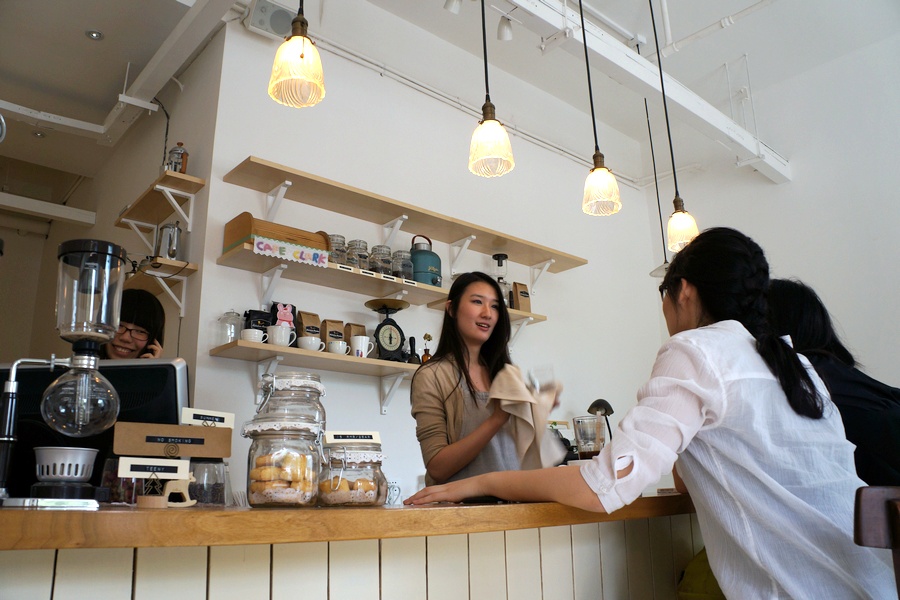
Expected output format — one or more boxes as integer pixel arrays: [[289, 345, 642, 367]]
[[489, 364, 566, 469]]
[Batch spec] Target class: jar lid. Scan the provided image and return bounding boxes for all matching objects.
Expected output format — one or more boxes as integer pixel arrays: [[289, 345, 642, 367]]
[[260, 372, 325, 395], [326, 448, 386, 464], [241, 414, 322, 437], [371, 244, 391, 254]]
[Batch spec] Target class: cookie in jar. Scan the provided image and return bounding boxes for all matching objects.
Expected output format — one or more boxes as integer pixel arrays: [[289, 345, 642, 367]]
[[318, 431, 387, 506]]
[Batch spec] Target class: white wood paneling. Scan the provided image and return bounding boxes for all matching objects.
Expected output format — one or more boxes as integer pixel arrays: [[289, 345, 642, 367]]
[[54, 548, 133, 600], [330, 539, 380, 600], [469, 531, 508, 600], [648, 517, 677, 600], [539, 525, 574, 600], [0, 548, 55, 600], [134, 546, 208, 600], [427, 534, 469, 600], [690, 514, 705, 554], [669, 514, 696, 587], [505, 528, 543, 600], [625, 519, 654, 600], [208, 544, 270, 599], [381, 537, 427, 600], [272, 542, 328, 600], [572, 523, 603, 599], [599, 521, 628, 599]]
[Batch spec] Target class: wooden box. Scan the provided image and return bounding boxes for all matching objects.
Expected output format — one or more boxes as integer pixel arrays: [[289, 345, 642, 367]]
[[223, 211, 332, 254], [113, 422, 232, 458]]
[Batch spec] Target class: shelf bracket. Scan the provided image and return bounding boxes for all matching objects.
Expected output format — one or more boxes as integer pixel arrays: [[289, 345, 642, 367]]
[[260, 263, 288, 309], [509, 316, 534, 347], [380, 372, 408, 415], [147, 273, 189, 317], [121, 219, 158, 254], [155, 185, 194, 233], [265, 180, 292, 222], [392, 289, 409, 302], [382, 215, 408, 247], [256, 355, 284, 387], [450, 235, 477, 277], [529, 259, 555, 296]]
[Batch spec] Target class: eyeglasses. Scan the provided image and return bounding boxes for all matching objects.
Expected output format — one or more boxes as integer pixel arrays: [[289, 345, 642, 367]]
[[116, 324, 150, 341], [658, 283, 668, 300]]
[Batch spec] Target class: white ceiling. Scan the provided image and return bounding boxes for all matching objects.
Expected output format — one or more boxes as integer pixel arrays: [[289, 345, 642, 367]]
[[1, 0, 898, 224]]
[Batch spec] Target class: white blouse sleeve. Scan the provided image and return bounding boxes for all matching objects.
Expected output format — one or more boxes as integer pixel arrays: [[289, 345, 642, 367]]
[[579, 335, 728, 512]]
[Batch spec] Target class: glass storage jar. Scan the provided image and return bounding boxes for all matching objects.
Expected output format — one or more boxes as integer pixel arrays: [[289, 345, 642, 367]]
[[347, 239, 369, 270], [328, 234, 347, 265], [369, 244, 392, 275], [241, 372, 326, 507], [391, 250, 414, 280], [318, 435, 387, 506]]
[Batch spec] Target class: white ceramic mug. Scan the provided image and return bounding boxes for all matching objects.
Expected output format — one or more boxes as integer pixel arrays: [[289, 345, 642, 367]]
[[298, 336, 326, 352], [327, 340, 350, 355], [350, 335, 375, 358], [240, 328, 267, 343], [267, 325, 297, 347]]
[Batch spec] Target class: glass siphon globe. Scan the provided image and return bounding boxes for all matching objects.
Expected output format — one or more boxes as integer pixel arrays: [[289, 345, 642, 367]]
[[41, 366, 120, 437]]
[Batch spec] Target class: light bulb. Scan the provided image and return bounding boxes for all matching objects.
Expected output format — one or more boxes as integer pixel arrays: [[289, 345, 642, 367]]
[[582, 166, 621, 216], [469, 119, 515, 177], [268, 35, 325, 108], [41, 359, 119, 437], [667, 210, 699, 252]]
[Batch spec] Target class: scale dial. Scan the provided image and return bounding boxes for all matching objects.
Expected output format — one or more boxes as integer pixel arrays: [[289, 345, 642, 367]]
[[374, 317, 405, 361]]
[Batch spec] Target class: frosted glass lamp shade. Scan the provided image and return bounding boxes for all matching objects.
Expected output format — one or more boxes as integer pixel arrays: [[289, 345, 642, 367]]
[[667, 209, 699, 252], [468, 119, 515, 178], [268, 35, 325, 108], [582, 166, 621, 216]]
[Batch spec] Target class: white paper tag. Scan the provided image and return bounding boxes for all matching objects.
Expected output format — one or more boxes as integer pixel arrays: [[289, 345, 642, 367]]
[[118, 457, 190, 480], [181, 406, 235, 428]]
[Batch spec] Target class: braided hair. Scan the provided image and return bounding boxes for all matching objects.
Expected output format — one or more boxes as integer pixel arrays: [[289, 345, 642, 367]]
[[662, 227, 823, 418]]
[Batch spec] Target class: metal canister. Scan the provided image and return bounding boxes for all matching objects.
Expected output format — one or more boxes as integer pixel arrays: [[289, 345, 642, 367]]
[[410, 235, 442, 287]]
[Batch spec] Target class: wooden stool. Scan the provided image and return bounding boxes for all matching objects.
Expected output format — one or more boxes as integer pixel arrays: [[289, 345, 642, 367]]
[[854, 486, 900, 596]]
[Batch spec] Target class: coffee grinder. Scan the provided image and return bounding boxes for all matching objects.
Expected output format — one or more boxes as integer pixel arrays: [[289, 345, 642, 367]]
[[0, 239, 128, 507]]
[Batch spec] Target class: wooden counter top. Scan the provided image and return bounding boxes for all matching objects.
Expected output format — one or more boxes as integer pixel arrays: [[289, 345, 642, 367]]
[[0, 495, 693, 550]]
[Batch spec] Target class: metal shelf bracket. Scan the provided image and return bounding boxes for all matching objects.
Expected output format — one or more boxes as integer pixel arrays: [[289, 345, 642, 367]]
[[260, 264, 288, 309], [509, 316, 534, 347], [450, 235, 477, 277], [529, 259, 555, 296], [265, 180, 292, 222], [148, 273, 189, 317], [120, 219, 158, 254], [382, 215, 408, 247], [155, 185, 194, 233], [256, 355, 284, 385], [380, 372, 408, 415]]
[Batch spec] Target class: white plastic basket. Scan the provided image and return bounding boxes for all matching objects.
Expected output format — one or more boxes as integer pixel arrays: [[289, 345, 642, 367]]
[[34, 446, 99, 482]]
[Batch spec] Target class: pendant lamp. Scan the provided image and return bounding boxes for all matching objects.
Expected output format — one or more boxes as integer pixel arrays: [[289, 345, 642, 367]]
[[469, 0, 515, 178], [268, 0, 325, 108], [578, 0, 620, 216], [649, 0, 698, 249]]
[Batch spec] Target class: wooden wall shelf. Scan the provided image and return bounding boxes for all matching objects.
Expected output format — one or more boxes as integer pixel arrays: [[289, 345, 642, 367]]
[[115, 171, 205, 229]]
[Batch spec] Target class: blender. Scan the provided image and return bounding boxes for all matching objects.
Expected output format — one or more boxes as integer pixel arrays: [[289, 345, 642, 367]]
[[0, 239, 128, 507]]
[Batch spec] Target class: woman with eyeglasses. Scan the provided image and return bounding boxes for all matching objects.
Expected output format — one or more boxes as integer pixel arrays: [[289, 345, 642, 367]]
[[101, 289, 166, 359], [406, 228, 893, 598]]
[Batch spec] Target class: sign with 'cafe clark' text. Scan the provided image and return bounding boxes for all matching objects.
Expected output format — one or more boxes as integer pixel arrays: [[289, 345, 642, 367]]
[[252, 236, 329, 268]]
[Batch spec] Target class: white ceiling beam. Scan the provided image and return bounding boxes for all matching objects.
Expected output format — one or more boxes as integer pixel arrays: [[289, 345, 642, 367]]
[[512, 0, 791, 183], [0, 192, 96, 226]]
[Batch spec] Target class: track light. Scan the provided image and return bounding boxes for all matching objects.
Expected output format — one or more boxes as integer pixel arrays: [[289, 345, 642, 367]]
[[498, 17, 513, 41]]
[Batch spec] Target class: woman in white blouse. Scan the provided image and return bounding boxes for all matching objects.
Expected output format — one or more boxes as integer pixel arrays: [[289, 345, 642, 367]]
[[406, 227, 893, 598]]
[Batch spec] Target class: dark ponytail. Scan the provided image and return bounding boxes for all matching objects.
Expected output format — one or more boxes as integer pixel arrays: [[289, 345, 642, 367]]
[[662, 228, 823, 418]]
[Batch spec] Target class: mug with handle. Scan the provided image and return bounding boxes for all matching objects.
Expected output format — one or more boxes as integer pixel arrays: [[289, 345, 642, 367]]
[[327, 340, 350, 355], [350, 335, 375, 358], [298, 336, 326, 352], [267, 325, 297, 347], [240, 328, 267, 343]]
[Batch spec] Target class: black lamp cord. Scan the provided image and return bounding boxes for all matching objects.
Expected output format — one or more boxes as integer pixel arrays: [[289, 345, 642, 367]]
[[153, 97, 170, 168], [578, 0, 600, 154], [648, 0, 680, 197], [480, 0, 491, 104], [637, 45, 667, 255]]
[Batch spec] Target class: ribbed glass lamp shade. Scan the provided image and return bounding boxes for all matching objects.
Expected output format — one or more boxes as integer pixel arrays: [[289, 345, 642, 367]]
[[667, 209, 699, 251], [268, 35, 325, 108], [582, 165, 621, 216], [468, 119, 515, 178]]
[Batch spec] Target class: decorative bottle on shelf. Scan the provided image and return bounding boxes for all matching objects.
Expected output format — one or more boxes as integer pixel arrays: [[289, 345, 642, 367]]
[[166, 142, 189, 174]]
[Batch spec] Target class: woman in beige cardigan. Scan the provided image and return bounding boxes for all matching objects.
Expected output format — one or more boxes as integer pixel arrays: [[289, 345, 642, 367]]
[[410, 272, 516, 486]]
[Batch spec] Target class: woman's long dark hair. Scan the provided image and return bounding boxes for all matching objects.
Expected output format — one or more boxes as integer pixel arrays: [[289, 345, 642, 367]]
[[767, 278, 856, 367], [662, 227, 823, 418], [420, 272, 512, 396]]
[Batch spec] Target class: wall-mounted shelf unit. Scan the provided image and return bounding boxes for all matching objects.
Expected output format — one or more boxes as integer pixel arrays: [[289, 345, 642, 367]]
[[210, 340, 418, 413], [222, 156, 588, 277], [115, 170, 206, 241]]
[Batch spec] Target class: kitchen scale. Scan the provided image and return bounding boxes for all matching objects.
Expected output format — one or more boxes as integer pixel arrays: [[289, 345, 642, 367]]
[[364, 298, 410, 362]]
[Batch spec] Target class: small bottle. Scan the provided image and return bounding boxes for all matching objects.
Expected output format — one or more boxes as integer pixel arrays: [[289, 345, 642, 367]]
[[392, 250, 414, 280], [328, 234, 347, 265], [166, 142, 189, 174], [369, 245, 392, 275], [348, 239, 369, 271]]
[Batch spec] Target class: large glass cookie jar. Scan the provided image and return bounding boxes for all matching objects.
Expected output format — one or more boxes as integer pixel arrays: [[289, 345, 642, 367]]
[[318, 431, 387, 506], [241, 372, 326, 507]]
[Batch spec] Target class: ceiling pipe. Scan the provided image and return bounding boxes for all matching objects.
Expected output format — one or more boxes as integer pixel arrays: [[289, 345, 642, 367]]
[[652, 0, 776, 60]]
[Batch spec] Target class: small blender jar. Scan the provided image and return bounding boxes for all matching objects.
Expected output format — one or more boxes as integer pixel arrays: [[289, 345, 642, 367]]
[[241, 372, 326, 507], [318, 434, 387, 506]]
